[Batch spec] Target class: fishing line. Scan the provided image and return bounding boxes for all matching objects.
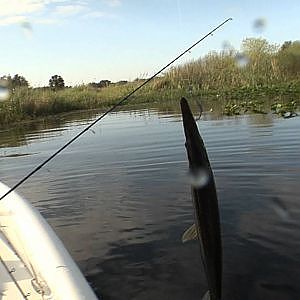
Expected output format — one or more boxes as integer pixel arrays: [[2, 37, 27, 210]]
[[0, 18, 232, 201], [195, 100, 203, 121]]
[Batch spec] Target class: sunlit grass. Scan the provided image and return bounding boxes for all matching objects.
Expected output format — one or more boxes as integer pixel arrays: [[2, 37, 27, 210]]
[[1, 38, 300, 126]]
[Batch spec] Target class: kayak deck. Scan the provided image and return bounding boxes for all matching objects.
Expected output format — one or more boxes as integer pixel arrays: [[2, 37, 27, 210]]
[[0, 230, 43, 299], [0, 181, 98, 300]]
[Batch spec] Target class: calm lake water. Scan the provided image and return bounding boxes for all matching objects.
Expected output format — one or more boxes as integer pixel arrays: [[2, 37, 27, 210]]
[[0, 106, 299, 300]]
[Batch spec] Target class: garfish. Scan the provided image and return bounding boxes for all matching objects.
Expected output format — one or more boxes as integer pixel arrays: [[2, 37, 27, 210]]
[[180, 97, 222, 300]]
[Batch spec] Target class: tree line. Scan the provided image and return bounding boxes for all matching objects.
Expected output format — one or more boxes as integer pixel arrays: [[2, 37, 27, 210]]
[[0, 74, 128, 91], [1, 38, 300, 93], [160, 38, 300, 91], [0, 74, 66, 90]]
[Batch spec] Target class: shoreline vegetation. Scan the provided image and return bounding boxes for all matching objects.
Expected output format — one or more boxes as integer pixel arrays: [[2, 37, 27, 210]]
[[1, 38, 300, 127]]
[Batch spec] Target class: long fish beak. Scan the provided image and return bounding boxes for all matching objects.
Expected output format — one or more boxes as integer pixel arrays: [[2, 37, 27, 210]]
[[180, 97, 211, 174], [181, 97, 222, 300]]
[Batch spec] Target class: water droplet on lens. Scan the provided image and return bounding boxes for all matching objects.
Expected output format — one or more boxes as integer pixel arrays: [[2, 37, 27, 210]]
[[189, 168, 210, 188], [20, 21, 33, 38], [0, 80, 10, 101], [222, 40, 234, 52], [235, 52, 249, 68], [253, 18, 266, 33]]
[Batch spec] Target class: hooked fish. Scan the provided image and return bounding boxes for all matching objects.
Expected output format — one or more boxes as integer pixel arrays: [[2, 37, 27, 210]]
[[181, 97, 222, 300]]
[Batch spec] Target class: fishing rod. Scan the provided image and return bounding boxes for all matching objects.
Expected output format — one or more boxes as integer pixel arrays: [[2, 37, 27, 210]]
[[0, 18, 232, 201]]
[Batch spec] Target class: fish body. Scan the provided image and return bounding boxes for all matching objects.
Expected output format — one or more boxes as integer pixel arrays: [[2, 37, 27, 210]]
[[180, 97, 222, 300]]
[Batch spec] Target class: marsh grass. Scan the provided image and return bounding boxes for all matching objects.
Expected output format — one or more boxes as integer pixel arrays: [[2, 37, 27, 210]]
[[1, 39, 300, 126], [0, 81, 192, 126]]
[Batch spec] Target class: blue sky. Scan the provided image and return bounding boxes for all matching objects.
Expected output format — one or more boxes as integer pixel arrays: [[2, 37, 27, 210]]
[[0, 0, 299, 87]]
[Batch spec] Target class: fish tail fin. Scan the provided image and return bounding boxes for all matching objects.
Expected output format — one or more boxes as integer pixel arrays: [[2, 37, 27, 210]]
[[202, 291, 211, 300]]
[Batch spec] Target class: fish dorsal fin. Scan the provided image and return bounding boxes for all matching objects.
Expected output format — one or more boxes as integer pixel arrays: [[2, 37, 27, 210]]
[[182, 223, 198, 243], [202, 291, 211, 300]]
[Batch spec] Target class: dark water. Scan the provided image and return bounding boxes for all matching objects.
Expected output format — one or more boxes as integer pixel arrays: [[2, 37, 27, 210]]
[[0, 108, 299, 300]]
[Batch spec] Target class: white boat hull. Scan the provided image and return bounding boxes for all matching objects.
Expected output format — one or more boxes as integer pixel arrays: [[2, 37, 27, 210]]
[[0, 181, 98, 300]]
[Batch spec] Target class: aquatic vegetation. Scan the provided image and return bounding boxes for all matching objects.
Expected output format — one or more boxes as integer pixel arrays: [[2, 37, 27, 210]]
[[241, 100, 266, 114], [223, 99, 299, 117], [224, 100, 267, 116], [271, 101, 298, 118], [224, 103, 241, 116]]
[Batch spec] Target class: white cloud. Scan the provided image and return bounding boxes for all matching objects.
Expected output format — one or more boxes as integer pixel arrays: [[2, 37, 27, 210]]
[[0, 0, 46, 17], [83, 11, 116, 19], [34, 18, 60, 24], [0, 0, 120, 26], [0, 15, 27, 26], [104, 0, 121, 7], [54, 4, 86, 16], [84, 11, 105, 18]]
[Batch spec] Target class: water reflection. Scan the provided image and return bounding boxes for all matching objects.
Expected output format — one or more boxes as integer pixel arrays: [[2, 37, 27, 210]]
[[0, 110, 99, 148], [247, 113, 274, 127], [0, 107, 299, 299]]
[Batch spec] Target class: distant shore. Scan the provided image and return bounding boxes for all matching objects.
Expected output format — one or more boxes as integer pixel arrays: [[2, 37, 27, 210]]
[[0, 81, 299, 127], [1, 38, 300, 126]]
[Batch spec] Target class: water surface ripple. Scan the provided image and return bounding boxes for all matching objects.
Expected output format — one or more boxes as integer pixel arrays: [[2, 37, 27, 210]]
[[0, 110, 299, 300]]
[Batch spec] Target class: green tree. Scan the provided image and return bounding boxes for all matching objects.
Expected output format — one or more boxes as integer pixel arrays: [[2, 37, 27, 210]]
[[241, 38, 278, 57], [240, 38, 280, 84], [49, 75, 65, 90], [0, 74, 29, 89], [98, 80, 111, 88], [0, 75, 12, 82], [281, 41, 292, 51], [278, 41, 300, 76], [88, 80, 111, 88], [11, 74, 29, 88]]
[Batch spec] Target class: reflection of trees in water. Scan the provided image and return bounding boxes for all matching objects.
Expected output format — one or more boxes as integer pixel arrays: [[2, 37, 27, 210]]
[[0, 110, 99, 148], [141, 97, 226, 119], [247, 113, 274, 128], [0, 94, 294, 149], [142, 95, 295, 121]]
